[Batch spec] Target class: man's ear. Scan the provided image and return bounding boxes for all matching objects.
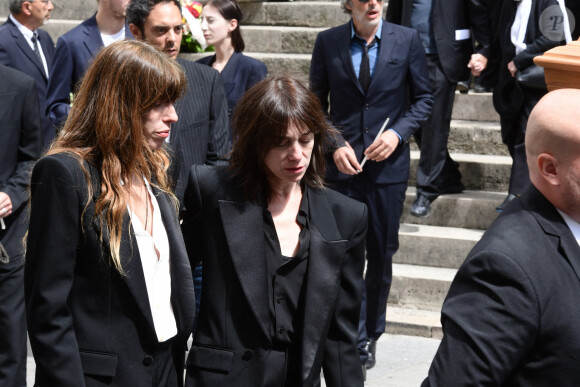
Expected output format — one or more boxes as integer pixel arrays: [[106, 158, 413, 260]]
[[129, 24, 142, 40], [537, 153, 560, 186], [22, 1, 33, 16]]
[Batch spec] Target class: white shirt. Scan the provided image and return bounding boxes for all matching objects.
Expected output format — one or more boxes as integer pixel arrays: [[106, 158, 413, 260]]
[[101, 26, 126, 48], [9, 14, 49, 77], [557, 209, 580, 248], [128, 179, 177, 342]]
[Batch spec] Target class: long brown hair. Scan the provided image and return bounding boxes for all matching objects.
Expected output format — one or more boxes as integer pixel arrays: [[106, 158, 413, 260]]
[[47, 40, 186, 274], [230, 75, 337, 201]]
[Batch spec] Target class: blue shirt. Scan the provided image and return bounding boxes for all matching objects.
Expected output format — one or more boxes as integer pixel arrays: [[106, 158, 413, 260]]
[[350, 20, 382, 78]]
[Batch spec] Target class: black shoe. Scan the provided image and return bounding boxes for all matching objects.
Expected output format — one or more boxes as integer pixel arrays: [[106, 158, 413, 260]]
[[440, 180, 465, 195], [457, 80, 470, 94], [473, 84, 491, 93], [496, 193, 517, 213], [364, 338, 377, 369], [411, 194, 431, 218]]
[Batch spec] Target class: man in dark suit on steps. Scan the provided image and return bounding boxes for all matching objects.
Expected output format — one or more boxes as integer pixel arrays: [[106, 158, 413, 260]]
[[127, 0, 229, 204], [310, 0, 432, 373], [0, 0, 55, 146], [386, 0, 492, 218], [423, 88, 580, 386], [0, 64, 42, 387], [46, 0, 133, 138]]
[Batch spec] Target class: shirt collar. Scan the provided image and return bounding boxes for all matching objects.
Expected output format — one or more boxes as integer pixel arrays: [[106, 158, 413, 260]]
[[10, 14, 35, 41], [350, 19, 382, 43], [557, 209, 580, 248]]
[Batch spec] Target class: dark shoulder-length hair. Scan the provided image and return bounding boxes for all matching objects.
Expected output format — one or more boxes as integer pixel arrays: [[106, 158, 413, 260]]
[[230, 75, 337, 201], [47, 39, 186, 274], [205, 0, 245, 52]]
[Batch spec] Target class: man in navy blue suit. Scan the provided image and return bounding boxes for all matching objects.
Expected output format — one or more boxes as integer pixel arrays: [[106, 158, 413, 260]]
[[310, 0, 432, 376], [0, 0, 55, 146], [46, 0, 132, 137]]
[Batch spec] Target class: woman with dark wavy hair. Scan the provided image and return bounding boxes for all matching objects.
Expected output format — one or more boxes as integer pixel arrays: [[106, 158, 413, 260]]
[[25, 40, 195, 386], [182, 75, 367, 387]]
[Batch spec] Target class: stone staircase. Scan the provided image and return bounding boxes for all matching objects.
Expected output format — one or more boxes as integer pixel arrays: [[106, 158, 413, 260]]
[[1, 0, 509, 340]]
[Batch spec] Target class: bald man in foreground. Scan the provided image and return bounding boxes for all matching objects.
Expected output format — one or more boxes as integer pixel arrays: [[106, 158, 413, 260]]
[[422, 89, 580, 386]]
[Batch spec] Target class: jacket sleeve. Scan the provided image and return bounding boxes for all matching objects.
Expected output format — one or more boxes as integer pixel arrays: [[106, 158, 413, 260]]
[[205, 71, 230, 165], [391, 30, 433, 142], [25, 155, 87, 387], [46, 36, 74, 133], [1, 76, 41, 212], [322, 204, 368, 387], [421, 251, 539, 386], [181, 165, 205, 268]]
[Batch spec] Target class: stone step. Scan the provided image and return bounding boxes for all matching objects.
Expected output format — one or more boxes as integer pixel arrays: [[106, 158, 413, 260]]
[[396, 223, 482, 269], [452, 91, 499, 122], [386, 306, 442, 339], [243, 25, 323, 54], [241, 1, 349, 28], [401, 186, 504, 229], [410, 120, 506, 156], [388, 263, 456, 312], [409, 151, 512, 192]]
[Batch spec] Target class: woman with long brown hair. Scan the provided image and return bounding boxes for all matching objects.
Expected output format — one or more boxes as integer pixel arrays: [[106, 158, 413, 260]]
[[25, 40, 195, 386], [182, 75, 367, 386]]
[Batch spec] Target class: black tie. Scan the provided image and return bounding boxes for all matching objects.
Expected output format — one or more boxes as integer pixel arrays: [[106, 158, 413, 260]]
[[31, 31, 42, 63], [359, 38, 376, 93]]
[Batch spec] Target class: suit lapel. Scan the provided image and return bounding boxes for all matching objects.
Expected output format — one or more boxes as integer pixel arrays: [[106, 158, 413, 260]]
[[87, 165, 156, 334], [338, 22, 363, 94], [368, 21, 395, 94], [524, 187, 580, 283], [219, 200, 271, 341], [300, 188, 346, 382], [154, 186, 195, 334], [8, 20, 46, 79], [83, 15, 104, 60]]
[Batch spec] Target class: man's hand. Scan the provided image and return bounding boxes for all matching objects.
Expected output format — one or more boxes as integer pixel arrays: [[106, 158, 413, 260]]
[[364, 130, 400, 162], [333, 142, 362, 175], [508, 61, 518, 78], [0, 192, 12, 218], [468, 53, 488, 77]]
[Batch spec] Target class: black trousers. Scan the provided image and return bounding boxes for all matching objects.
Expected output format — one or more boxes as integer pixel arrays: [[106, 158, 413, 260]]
[[0, 256, 27, 387], [329, 175, 407, 361], [415, 54, 461, 201]]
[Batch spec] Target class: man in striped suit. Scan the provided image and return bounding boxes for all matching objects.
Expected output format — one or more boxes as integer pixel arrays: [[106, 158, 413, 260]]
[[127, 0, 230, 204]]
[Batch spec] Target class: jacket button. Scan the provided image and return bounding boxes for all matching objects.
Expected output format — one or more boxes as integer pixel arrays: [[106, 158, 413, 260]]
[[365, 104, 369, 110], [242, 350, 254, 361], [143, 355, 153, 366], [364, 127, 369, 133]]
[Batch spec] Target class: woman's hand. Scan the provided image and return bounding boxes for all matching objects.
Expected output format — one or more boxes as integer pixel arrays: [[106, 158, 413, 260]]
[[508, 61, 518, 78]]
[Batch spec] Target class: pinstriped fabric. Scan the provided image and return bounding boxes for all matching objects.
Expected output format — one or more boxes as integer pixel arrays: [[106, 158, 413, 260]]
[[172, 58, 230, 203]]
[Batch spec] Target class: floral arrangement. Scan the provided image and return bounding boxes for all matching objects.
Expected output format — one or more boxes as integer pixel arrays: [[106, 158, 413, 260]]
[[180, 0, 213, 53]]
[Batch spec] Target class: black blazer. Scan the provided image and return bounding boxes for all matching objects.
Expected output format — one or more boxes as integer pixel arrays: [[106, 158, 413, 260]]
[[181, 165, 368, 387], [25, 153, 195, 386], [197, 52, 267, 118], [309, 21, 432, 185], [0, 65, 42, 261], [386, 0, 492, 83], [172, 59, 230, 203], [423, 186, 580, 386], [0, 18, 55, 145]]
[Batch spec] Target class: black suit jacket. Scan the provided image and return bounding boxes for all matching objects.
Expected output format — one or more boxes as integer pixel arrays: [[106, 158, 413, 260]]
[[46, 14, 133, 134], [25, 153, 195, 386], [0, 65, 42, 261], [182, 165, 367, 387], [386, 0, 492, 83], [310, 21, 432, 185], [423, 185, 580, 386], [0, 18, 55, 145], [172, 59, 229, 204]]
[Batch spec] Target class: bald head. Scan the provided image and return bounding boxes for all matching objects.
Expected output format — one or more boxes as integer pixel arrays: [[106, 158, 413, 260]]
[[526, 89, 580, 221]]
